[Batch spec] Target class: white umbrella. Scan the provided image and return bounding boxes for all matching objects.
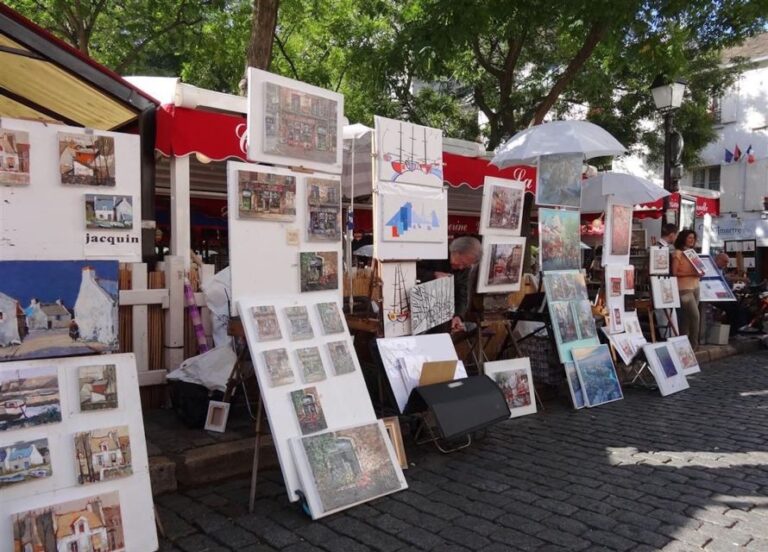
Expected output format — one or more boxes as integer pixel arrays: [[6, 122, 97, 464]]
[[491, 120, 626, 167], [580, 171, 670, 213]]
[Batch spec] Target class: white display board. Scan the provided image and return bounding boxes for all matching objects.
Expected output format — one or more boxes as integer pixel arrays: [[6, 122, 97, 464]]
[[0, 118, 142, 262], [0, 353, 157, 552]]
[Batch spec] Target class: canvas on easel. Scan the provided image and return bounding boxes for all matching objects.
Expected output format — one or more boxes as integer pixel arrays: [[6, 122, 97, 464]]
[[651, 276, 681, 309]]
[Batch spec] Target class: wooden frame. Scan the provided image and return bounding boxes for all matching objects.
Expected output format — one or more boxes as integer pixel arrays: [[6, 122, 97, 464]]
[[382, 416, 408, 469]]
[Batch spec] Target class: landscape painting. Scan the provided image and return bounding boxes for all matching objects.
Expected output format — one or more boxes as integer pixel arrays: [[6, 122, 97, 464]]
[[0, 129, 31, 186], [58, 132, 116, 186], [480, 177, 524, 235], [78, 364, 118, 411], [477, 237, 526, 293], [572, 345, 624, 407], [300, 252, 339, 292], [291, 386, 328, 435], [307, 177, 341, 241], [0, 260, 119, 361], [13, 490, 125, 552], [0, 437, 52, 488], [326, 340, 356, 375], [375, 116, 443, 187], [237, 169, 296, 221], [484, 359, 536, 418], [85, 194, 133, 229], [539, 208, 581, 271], [315, 302, 345, 335], [409, 277, 454, 334], [0, 365, 61, 431], [296, 346, 327, 383], [381, 189, 446, 243], [262, 348, 295, 387], [284, 305, 314, 340], [251, 305, 283, 341], [74, 425, 132, 484], [536, 153, 582, 208]]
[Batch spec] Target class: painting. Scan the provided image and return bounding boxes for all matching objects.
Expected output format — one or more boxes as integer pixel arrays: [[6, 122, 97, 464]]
[[296, 421, 405, 516], [683, 249, 707, 276], [316, 301, 345, 335], [262, 348, 295, 387], [85, 194, 133, 230], [564, 362, 586, 409], [237, 169, 296, 221], [0, 129, 31, 186], [623, 310, 645, 339], [78, 364, 118, 411], [284, 305, 314, 340], [251, 305, 283, 341], [550, 301, 579, 345], [601, 327, 637, 365], [0, 365, 61, 431], [543, 270, 599, 362], [536, 153, 582, 208], [572, 300, 597, 339], [643, 343, 690, 396], [409, 277, 454, 335], [609, 204, 632, 256], [12, 491, 125, 552], [59, 132, 116, 186], [0, 260, 119, 361], [375, 116, 443, 187], [300, 251, 339, 292], [326, 340, 356, 375], [484, 358, 536, 418], [700, 277, 736, 302], [0, 437, 52, 488], [610, 277, 622, 297], [382, 417, 408, 469], [624, 266, 635, 294], [381, 262, 415, 337], [296, 346, 327, 383], [307, 177, 341, 241], [649, 246, 670, 275], [291, 386, 328, 435], [75, 425, 132, 484], [480, 176, 524, 235], [538, 208, 581, 271], [381, 188, 445, 243], [543, 270, 589, 302], [610, 307, 624, 334], [668, 335, 701, 376], [477, 237, 526, 293], [631, 229, 647, 249], [204, 400, 230, 433], [572, 345, 624, 407], [651, 276, 681, 309]]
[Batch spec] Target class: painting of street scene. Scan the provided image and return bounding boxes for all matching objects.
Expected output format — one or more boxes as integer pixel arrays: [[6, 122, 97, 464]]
[[490, 365, 535, 418], [251, 305, 282, 341], [13, 490, 125, 551], [551, 301, 579, 344], [307, 177, 341, 241], [483, 177, 524, 234], [237, 170, 296, 221], [75, 425, 132, 484], [300, 422, 404, 514], [291, 387, 328, 435], [481, 240, 524, 291], [296, 346, 327, 383], [284, 305, 314, 340], [0, 437, 52, 488], [572, 345, 623, 407], [300, 252, 339, 292], [572, 300, 597, 339], [539, 208, 581, 271], [262, 348, 295, 387], [85, 194, 133, 229], [0, 365, 61, 431], [78, 364, 118, 411], [543, 270, 589, 302], [0, 260, 119, 361], [59, 132, 116, 186], [327, 340, 356, 375], [536, 153, 582, 208], [0, 129, 31, 186], [316, 302, 345, 334]]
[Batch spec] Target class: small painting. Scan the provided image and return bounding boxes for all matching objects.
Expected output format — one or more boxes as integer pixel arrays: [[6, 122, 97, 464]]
[[78, 364, 118, 411], [74, 425, 132, 484], [610, 277, 622, 297], [296, 346, 327, 383], [0, 129, 31, 186], [316, 302, 345, 335], [538, 208, 581, 271], [611, 308, 623, 333], [0, 365, 61, 431], [601, 327, 637, 365], [237, 169, 296, 221], [381, 189, 445, 243], [307, 177, 341, 241], [536, 153, 582, 208], [326, 340, 356, 375], [477, 237, 526, 293], [564, 362, 586, 410], [409, 277, 454, 334], [300, 251, 339, 292], [58, 132, 116, 186], [543, 270, 589, 302], [284, 305, 314, 340], [643, 343, 690, 396], [624, 266, 635, 294], [12, 491, 125, 552], [484, 358, 536, 418], [572, 300, 597, 339], [480, 176, 524, 235], [649, 247, 670, 275], [381, 262, 416, 338], [262, 348, 295, 387], [668, 336, 700, 376], [0, 438, 52, 488], [291, 386, 328, 435], [375, 116, 443, 187], [551, 301, 579, 344], [572, 345, 624, 407], [251, 305, 282, 341], [85, 194, 133, 230], [608, 204, 632, 257], [651, 276, 680, 309]]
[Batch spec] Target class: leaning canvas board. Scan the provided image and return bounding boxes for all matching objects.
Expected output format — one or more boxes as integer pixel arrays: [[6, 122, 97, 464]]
[[642, 342, 690, 396], [374, 116, 443, 187], [246, 68, 343, 174], [0, 118, 142, 262], [542, 270, 599, 362], [651, 276, 681, 309], [477, 236, 526, 293], [484, 358, 537, 418], [381, 262, 417, 337], [0, 353, 157, 552], [602, 198, 633, 266], [238, 295, 374, 502], [409, 276, 454, 334], [571, 344, 624, 407], [479, 176, 525, 235]]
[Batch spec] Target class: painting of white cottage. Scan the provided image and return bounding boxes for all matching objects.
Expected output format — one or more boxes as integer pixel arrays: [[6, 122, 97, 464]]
[[13, 490, 125, 551], [0, 129, 31, 186], [0, 260, 119, 361], [85, 194, 134, 229], [0, 437, 52, 488], [75, 425, 132, 484]]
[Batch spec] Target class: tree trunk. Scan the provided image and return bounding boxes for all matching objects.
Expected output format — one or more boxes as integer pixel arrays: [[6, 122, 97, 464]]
[[246, 0, 280, 71]]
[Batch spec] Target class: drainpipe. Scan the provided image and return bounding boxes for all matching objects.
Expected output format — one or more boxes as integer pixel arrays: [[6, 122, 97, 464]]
[[139, 106, 157, 265]]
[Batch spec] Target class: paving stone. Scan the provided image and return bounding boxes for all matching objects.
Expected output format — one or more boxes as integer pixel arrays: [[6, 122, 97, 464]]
[[581, 529, 637, 551], [209, 525, 259, 549], [326, 517, 404, 552], [439, 526, 491, 549], [158, 508, 197, 540], [175, 534, 230, 552], [395, 527, 446, 550]]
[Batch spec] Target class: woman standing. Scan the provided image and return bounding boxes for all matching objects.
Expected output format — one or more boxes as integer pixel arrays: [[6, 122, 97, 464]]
[[671, 230, 702, 348]]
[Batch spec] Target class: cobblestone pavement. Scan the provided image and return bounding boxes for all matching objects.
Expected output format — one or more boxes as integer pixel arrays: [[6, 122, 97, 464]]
[[156, 351, 768, 551]]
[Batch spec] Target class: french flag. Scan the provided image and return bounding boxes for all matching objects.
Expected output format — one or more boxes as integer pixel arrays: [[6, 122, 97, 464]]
[[746, 145, 755, 164]]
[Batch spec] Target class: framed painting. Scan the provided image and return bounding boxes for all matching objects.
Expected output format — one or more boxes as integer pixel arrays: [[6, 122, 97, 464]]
[[204, 400, 231, 433], [543, 270, 589, 302], [480, 176, 525, 235], [237, 169, 297, 221], [299, 251, 339, 292], [78, 364, 118, 411], [0, 438, 52, 488], [247, 68, 343, 174], [538, 207, 581, 271], [477, 237, 526, 293], [572, 300, 597, 340], [283, 305, 314, 340], [409, 276, 454, 334], [0, 128, 31, 186], [542, 270, 599, 362], [600, 327, 637, 365], [622, 310, 646, 342], [74, 425, 133, 484], [651, 276, 681, 309], [296, 346, 327, 383], [642, 342, 690, 396], [602, 198, 632, 266], [375, 115, 443, 187], [291, 387, 328, 435], [58, 132, 116, 187], [564, 362, 586, 410], [85, 194, 133, 230], [700, 277, 736, 302], [571, 344, 624, 407], [631, 228, 647, 250], [649, 246, 670, 275], [381, 262, 416, 337], [382, 416, 408, 469], [536, 153, 582, 208], [667, 335, 701, 376], [683, 249, 707, 276], [484, 358, 537, 418], [306, 177, 341, 241]]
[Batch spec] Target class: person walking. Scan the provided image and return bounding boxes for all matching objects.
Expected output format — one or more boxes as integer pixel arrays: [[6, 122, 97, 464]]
[[671, 230, 702, 348]]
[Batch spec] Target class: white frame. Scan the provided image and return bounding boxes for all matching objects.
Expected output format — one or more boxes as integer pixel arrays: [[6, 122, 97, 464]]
[[477, 236, 526, 293], [564, 362, 586, 410], [535, 153, 583, 208], [602, 198, 632, 266], [572, 344, 624, 407], [649, 246, 670, 275], [246, 68, 344, 174], [374, 115, 443, 187], [480, 176, 525, 236], [622, 310, 647, 346], [667, 335, 701, 376], [642, 342, 690, 396], [600, 327, 637, 365], [682, 248, 706, 276], [484, 358, 537, 418], [651, 276, 681, 309], [204, 400, 231, 433]]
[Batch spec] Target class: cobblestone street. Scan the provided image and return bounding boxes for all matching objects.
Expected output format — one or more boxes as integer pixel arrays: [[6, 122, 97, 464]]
[[156, 351, 768, 552]]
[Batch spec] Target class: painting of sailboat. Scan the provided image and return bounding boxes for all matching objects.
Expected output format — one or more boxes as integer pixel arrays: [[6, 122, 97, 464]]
[[0, 365, 61, 431], [382, 262, 415, 337], [375, 116, 443, 187]]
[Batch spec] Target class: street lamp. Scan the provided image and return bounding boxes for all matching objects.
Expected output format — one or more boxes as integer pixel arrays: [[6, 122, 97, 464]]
[[651, 76, 688, 217]]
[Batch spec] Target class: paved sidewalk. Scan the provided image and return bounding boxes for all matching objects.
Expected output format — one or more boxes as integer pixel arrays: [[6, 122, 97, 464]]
[[156, 351, 768, 552]]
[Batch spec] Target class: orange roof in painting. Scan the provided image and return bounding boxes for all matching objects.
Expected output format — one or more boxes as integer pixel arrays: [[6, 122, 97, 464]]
[[55, 511, 104, 539]]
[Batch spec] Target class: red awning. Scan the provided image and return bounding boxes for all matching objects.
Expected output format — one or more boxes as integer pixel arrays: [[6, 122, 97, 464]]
[[635, 192, 719, 219]]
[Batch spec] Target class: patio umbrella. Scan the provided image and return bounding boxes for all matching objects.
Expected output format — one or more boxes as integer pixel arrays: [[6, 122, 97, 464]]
[[580, 171, 670, 213], [491, 120, 626, 167], [353, 244, 374, 257]]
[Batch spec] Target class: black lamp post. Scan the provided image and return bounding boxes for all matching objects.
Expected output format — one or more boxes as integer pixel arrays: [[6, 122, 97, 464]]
[[651, 76, 688, 217]]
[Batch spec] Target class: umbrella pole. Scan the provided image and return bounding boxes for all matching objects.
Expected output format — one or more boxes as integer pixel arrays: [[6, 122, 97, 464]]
[[347, 138, 356, 314]]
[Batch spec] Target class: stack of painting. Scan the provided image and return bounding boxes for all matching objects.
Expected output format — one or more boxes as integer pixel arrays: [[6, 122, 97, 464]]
[[571, 344, 624, 407], [542, 271, 599, 364], [642, 342, 690, 396]]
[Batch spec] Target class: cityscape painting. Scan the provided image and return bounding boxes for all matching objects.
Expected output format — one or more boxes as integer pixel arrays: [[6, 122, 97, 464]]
[[0, 129, 31, 186], [237, 170, 296, 221], [299, 252, 339, 292], [74, 425, 133, 484], [480, 176, 525, 235], [536, 153, 582, 208], [58, 132, 116, 187], [306, 177, 341, 241], [78, 364, 118, 411], [572, 344, 624, 407], [381, 190, 446, 243], [538, 208, 581, 271]]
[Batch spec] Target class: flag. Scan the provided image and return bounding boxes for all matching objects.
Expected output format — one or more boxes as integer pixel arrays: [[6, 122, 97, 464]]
[[746, 145, 755, 164], [725, 148, 734, 163], [733, 144, 742, 162]]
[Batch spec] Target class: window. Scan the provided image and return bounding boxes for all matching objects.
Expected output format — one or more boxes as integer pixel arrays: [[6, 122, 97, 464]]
[[710, 96, 722, 124], [691, 165, 721, 191]]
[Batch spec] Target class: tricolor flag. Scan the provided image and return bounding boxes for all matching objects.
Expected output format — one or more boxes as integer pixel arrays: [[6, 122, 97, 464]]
[[734, 144, 742, 162], [725, 148, 734, 163], [746, 145, 755, 164]]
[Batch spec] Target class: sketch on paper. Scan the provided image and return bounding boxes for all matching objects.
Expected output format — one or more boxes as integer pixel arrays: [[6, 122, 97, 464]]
[[572, 300, 597, 339], [13, 491, 125, 552], [326, 340, 356, 375], [0, 260, 119, 361], [381, 192, 444, 243], [536, 154, 582, 208], [376, 116, 443, 186], [382, 263, 415, 337], [251, 305, 282, 341], [478, 238, 526, 293], [85, 194, 133, 230], [0, 365, 61, 431], [300, 251, 339, 292], [538, 208, 581, 271], [572, 345, 623, 407], [262, 348, 295, 387], [237, 170, 296, 221], [75, 425, 132, 484], [316, 302, 345, 335], [307, 177, 341, 241], [409, 277, 454, 334], [78, 364, 118, 411], [485, 359, 536, 418], [649, 247, 670, 274], [608, 204, 632, 257], [291, 386, 328, 435], [0, 129, 31, 186], [481, 177, 524, 235], [284, 305, 314, 340], [296, 346, 327, 383], [59, 133, 116, 186], [0, 437, 52, 488]]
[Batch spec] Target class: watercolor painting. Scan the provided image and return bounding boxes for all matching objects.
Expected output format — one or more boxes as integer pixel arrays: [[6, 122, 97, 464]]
[[237, 169, 296, 221], [409, 277, 454, 335], [381, 191, 445, 243], [551, 301, 579, 344], [0, 365, 61, 431], [477, 237, 526, 293], [307, 177, 341, 241], [564, 362, 586, 409], [375, 116, 443, 187], [296, 346, 327, 383], [538, 208, 581, 271], [609, 204, 632, 257], [381, 262, 415, 338], [251, 305, 283, 341], [480, 177, 524, 235], [85, 194, 133, 230], [650, 247, 670, 274], [0, 437, 52, 488], [13, 491, 125, 551], [59, 132, 116, 186], [484, 359, 536, 418], [300, 252, 339, 292], [262, 348, 295, 387], [572, 300, 597, 339], [326, 340, 356, 375], [0, 129, 31, 186], [572, 345, 623, 407], [78, 364, 118, 411], [284, 305, 314, 340], [536, 153, 582, 208], [0, 260, 119, 361], [316, 302, 345, 335], [644, 343, 690, 396], [669, 336, 700, 375], [624, 266, 635, 293], [543, 270, 589, 302], [291, 386, 328, 435], [651, 276, 680, 309], [75, 425, 132, 484]]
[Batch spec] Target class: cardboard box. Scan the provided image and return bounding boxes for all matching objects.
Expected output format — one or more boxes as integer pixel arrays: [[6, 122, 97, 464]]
[[708, 323, 730, 345]]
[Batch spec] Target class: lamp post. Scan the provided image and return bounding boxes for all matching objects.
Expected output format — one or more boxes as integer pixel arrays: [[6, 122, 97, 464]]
[[651, 76, 687, 218]]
